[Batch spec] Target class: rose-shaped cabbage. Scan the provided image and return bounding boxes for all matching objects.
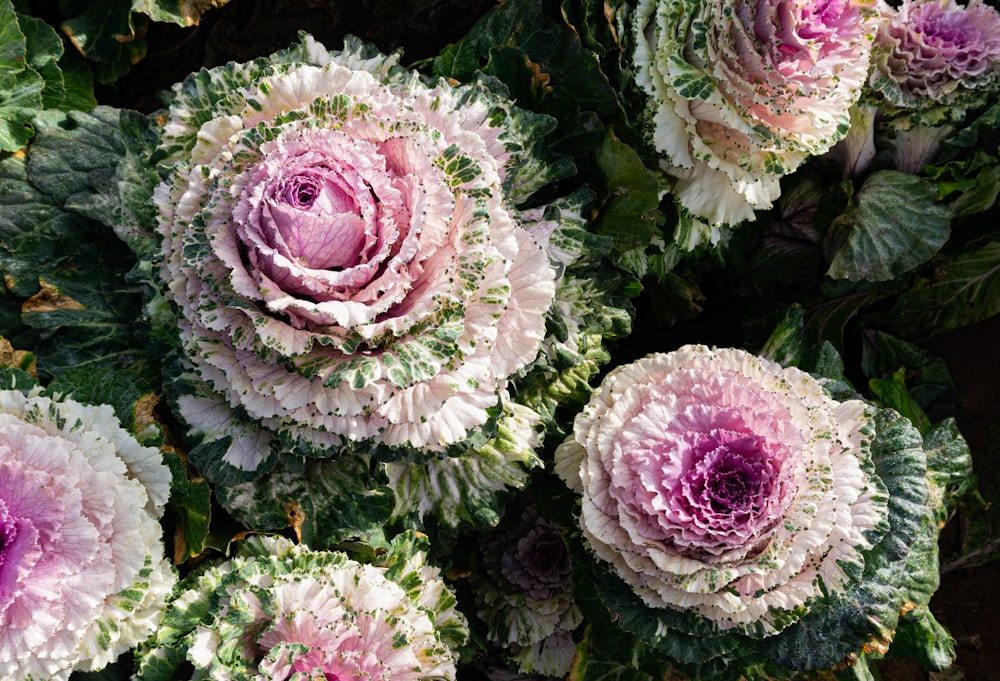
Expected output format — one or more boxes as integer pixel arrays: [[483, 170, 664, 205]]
[[0, 383, 175, 680], [630, 0, 879, 244], [470, 507, 581, 676], [136, 532, 468, 681], [555, 345, 886, 633], [157, 35, 555, 469], [870, 0, 1000, 112]]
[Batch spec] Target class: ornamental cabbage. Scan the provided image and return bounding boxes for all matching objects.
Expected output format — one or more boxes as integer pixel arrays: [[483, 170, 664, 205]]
[[555, 344, 958, 676], [153, 34, 629, 525], [135, 531, 468, 681], [470, 506, 582, 676], [0, 380, 175, 680], [869, 0, 1000, 113], [629, 0, 879, 245]]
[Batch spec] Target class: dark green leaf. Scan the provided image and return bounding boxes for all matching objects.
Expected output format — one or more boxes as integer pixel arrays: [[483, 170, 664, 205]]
[[591, 129, 661, 255], [59, 0, 147, 82], [216, 452, 394, 549], [889, 240, 1000, 335], [757, 305, 806, 367], [826, 171, 952, 282], [869, 368, 933, 435], [132, 0, 229, 26]]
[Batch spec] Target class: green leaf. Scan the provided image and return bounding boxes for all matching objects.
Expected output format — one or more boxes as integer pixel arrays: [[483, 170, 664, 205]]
[[0, 1, 44, 151], [868, 368, 933, 435], [887, 607, 955, 671], [889, 240, 1000, 335], [1, 145, 153, 381], [861, 331, 960, 424], [591, 129, 661, 255], [163, 450, 212, 562], [216, 452, 394, 549], [757, 305, 806, 367], [59, 0, 147, 82], [27, 107, 162, 256], [803, 286, 895, 351], [826, 171, 952, 282], [131, 0, 230, 26], [18, 12, 66, 109], [432, 0, 620, 171]]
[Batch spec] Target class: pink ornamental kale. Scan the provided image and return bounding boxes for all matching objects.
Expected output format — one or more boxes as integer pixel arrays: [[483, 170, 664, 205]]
[[631, 0, 879, 243], [154, 35, 562, 487], [0, 386, 175, 680], [554, 345, 883, 633], [870, 0, 1000, 111]]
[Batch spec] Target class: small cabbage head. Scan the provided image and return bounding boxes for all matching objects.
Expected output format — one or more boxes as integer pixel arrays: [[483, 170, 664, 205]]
[[136, 532, 468, 681]]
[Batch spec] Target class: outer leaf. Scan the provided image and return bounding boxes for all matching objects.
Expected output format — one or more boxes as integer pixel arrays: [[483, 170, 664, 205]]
[[132, 0, 231, 26], [826, 170, 952, 281], [162, 449, 213, 562], [59, 0, 147, 82], [861, 331, 960, 424], [18, 12, 66, 109], [889, 240, 1000, 335], [591, 129, 661, 256], [869, 368, 933, 434], [0, 2, 43, 151], [433, 0, 620, 176], [1, 149, 151, 384], [216, 452, 393, 549], [27, 107, 162, 256]]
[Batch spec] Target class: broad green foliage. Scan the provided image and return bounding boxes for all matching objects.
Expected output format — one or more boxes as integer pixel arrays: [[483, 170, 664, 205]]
[[826, 171, 953, 282], [0, 0, 96, 151], [0, 109, 157, 383]]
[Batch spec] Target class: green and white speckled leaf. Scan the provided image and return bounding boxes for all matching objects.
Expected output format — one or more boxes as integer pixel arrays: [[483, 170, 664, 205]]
[[216, 450, 393, 549], [386, 399, 544, 527], [516, 189, 634, 423]]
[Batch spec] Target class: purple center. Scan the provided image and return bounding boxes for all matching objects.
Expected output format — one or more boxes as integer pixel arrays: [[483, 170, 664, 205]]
[[919, 12, 970, 48], [500, 525, 571, 600], [260, 163, 372, 271], [282, 174, 323, 209], [678, 430, 777, 531]]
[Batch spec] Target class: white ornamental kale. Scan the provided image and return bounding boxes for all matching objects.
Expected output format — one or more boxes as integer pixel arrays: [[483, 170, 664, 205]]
[[153, 34, 629, 525], [555, 346, 886, 632], [0, 384, 175, 680], [629, 0, 879, 246], [135, 532, 468, 681]]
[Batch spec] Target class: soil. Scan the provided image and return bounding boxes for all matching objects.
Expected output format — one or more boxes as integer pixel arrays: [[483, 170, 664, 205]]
[[30, 0, 1000, 678]]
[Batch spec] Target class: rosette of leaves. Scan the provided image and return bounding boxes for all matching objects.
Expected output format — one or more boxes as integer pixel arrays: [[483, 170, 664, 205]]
[[469, 506, 582, 677], [148, 33, 631, 531], [135, 530, 468, 681], [0, 368, 176, 680], [627, 0, 879, 249], [869, 0, 1000, 120], [554, 329, 971, 680]]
